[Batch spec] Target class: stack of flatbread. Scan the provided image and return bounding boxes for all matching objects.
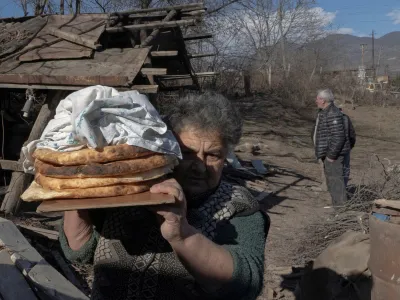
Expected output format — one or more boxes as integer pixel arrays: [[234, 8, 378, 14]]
[[21, 144, 178, 202]]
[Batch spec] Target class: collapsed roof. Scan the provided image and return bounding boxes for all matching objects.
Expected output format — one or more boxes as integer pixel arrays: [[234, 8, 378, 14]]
[[0, 3, 215, 93]]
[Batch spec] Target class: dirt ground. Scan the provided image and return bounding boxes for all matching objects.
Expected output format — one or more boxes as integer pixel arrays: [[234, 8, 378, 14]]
[[8, 94, 400, 299], [232, 94, 400, 299]]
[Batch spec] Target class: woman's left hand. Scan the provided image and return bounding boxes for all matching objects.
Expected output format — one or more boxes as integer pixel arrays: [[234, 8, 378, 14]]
[[149, 179, 193, 243]]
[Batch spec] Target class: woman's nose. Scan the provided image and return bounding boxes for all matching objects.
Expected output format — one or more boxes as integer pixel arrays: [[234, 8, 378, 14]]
[[191, 157, 207, 173]]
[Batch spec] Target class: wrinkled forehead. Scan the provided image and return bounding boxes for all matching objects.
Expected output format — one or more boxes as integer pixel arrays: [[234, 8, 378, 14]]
[[177, 128, 225, 151]]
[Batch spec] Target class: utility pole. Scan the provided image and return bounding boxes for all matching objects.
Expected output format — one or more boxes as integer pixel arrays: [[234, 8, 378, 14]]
[[360, 44, 367, 67], [377, 46, 383, 74], [278, 0, 287, 77], [372, 30, 376, 79]]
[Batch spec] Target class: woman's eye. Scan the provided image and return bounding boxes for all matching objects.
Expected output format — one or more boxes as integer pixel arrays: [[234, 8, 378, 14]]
[[207, 154, 220, 161]]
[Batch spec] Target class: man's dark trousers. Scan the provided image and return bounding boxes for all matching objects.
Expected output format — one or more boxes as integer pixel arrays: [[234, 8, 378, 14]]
[[324, 156, 347, 207]]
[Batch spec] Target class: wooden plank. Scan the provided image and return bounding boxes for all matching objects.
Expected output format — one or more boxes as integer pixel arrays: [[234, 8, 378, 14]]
[[374, 199, 400, 211], [37, 192, 175, 212], [189, 53, 216, 58], [17, 225, 59, 241], [18, 15, 106, 62], [159, 72, 218, 81], [151, 51, 178, 57], [46, 26, 101, 50], [2, 18, 106, 64], [27, 262, 88, 300], [138, 10, 177, 48], [131, 85, 159, 93], [0, 83, 131, 91], [106, 19, 199, 33], [0, 249, 37, 300], [0, 159, 24, 172], [0, 218, 88, 299], [183, 33, 213, 41], [0, 73, 129, 87], [141, 68, 167, 76], [111, 3, 203, 16], [51, 250, 83, 290], [1, 47, 150, 87], [0, 218, 43, 267]]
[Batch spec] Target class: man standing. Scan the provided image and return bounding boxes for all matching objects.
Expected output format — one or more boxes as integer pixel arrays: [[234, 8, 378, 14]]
[[313, 89, 351, 207]]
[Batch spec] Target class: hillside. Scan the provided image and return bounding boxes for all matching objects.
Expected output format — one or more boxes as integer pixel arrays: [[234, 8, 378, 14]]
[[306, 31, 400, 74]]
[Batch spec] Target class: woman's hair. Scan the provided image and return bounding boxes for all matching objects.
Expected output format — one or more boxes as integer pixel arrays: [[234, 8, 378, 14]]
[[166, 91, 243, 148]]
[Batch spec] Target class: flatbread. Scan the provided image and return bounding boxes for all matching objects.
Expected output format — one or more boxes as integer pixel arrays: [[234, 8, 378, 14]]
[[35, 164, 174, 190], [33, 145, 153, 166], [35, 154, 178, 178], [21, 181, 160, 202]]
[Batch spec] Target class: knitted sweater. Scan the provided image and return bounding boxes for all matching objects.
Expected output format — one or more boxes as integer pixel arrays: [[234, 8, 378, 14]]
[[59, 182, 268, 300]]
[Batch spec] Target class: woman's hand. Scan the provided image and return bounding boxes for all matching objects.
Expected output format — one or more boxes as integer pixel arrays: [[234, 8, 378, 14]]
[[63, 210, 93, 251], [149, 179, 194, 243]]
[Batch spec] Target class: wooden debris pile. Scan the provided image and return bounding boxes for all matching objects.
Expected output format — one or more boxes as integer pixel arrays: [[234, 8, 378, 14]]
[[0, 3, 216, 93], [0, 216, 90, 299]]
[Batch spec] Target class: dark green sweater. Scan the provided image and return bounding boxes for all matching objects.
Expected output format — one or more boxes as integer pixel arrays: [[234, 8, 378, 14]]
[[60, 200, 268, 300]]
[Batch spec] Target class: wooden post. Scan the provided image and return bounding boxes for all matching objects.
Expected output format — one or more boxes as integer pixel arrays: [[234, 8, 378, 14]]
[[244, 71, 252, 97], [1, 90, 68, 215], [60, 0, 64, 14], [268, 66, 272, 86]]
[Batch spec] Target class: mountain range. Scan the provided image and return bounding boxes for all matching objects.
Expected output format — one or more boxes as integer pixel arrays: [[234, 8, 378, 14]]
[[306, 31, 400, 75]]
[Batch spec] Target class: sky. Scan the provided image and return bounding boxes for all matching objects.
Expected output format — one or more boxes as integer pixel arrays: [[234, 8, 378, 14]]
[[1, 0, 400, 38], [315, 0, 400, 37]]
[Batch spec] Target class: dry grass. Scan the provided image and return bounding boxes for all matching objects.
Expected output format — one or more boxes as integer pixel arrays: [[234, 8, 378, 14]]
[[296, 155, 400, 264]]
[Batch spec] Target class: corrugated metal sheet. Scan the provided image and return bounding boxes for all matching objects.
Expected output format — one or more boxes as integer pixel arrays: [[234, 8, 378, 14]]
[[18, 14, 107, 62], [0, 47, 149, 87]]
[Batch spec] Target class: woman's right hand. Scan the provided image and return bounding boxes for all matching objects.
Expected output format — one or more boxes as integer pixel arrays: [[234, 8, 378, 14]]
[[63, 210, 93, 251]]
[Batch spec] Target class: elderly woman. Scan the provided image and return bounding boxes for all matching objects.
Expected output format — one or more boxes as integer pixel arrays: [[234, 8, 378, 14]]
[[60, 92, 269, 300]]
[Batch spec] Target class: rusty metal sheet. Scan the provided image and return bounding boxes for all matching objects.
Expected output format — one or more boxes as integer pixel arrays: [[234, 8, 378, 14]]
[[0, 47, 150, 87], [18, 14, 107, 62], [369, 213, 400, 300]]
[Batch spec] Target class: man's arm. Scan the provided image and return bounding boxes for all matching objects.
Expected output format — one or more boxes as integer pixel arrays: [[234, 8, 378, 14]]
[[326, 112, 346, 160]]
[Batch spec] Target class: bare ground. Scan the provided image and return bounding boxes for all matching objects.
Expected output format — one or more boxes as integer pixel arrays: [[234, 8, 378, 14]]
[[232, 95, 400, 299], [8, 94, 400, 299]]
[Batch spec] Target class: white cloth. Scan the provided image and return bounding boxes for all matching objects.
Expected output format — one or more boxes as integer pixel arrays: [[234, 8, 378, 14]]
[[22, 85, 182, 173]]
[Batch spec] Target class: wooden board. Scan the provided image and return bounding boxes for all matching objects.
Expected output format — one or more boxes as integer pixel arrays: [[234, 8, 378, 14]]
[[0, 47, 150, 87], [37, 192, 175, 212], [18, 14, 107, 62], [0, 250, 37, 300]]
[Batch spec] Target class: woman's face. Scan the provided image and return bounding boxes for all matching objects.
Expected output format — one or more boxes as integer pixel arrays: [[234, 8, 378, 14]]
[[174, 127, 228, 199]]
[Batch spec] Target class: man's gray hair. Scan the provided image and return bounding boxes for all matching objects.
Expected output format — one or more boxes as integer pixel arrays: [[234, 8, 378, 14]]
[[166, 91, 242, 148], [317, 89, 335, 102]]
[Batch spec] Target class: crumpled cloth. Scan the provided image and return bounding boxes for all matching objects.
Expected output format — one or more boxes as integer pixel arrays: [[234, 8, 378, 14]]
[[22, 85, 181, 173]]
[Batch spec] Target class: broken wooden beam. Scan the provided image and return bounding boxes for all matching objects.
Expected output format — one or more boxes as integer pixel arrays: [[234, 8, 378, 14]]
[[131, 85, 159, 93], [111, 3, 203, 16], [138, 10, 177, 48], [106, 19, 199, 33], [0, 218, 88, 299], [183, 33, 213, 41], [47, 26, 102, 50], [159, 72, 219, 80], [151, 51, 178, 57], [188, 52, 216, 58], [141, 68, 167, 76], [0, 159, 24, 172], [17, 225, 59, 241]]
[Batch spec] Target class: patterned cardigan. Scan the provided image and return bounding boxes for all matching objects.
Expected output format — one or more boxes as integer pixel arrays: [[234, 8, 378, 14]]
[[59, 181, 269, 300]]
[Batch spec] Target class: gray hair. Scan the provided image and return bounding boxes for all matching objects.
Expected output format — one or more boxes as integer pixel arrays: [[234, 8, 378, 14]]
[[317, 89, 335, 102], [166, 91, 243, 148]]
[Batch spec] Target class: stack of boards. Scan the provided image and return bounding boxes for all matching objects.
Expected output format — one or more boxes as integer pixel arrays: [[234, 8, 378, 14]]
[[21, 145, 177, 212]]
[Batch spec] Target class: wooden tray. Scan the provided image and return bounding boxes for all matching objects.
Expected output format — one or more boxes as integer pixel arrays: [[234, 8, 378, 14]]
[[36, 192, 175, 212]]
